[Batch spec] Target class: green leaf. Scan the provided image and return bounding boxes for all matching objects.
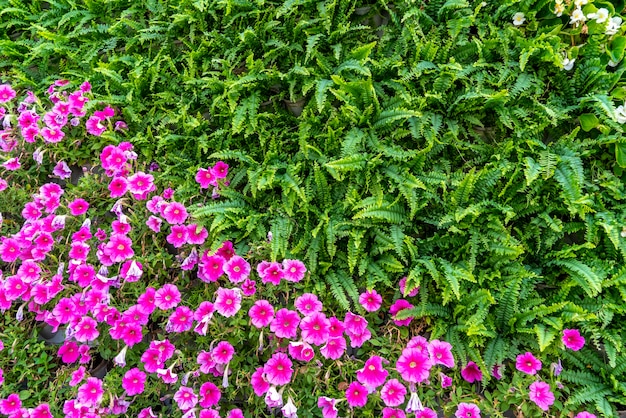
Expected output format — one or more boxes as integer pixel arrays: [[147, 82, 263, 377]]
[[616, 142, 626, 168], [535, 324, 556, 352], [609, 36, 626, 62], [579, 113, 599, 131]]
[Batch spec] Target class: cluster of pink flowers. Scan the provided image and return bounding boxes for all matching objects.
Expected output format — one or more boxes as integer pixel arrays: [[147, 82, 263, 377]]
[[195, 162, 229, 198]]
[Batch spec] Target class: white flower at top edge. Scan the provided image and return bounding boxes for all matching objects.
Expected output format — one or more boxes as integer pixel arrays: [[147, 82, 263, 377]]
[[570, 7, 586, 25], [587, 8, 609, 24], [554, 2, 565, 17], [513, 12, 526, 26], [574, 0, 588, 6]]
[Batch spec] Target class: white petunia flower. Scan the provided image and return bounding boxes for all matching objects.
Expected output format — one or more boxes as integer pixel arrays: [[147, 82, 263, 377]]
[[513, 12, 526, 26], [606, 16, 623, 36], [563, 57, 575, 71], [616, 103, 626, 124], [587, 8, 609, 24], [570, 7, 586, 25]]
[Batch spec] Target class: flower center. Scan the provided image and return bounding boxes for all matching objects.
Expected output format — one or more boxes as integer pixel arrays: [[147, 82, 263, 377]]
[[409, 361, 416, 368], [226, 299, 232, 305]]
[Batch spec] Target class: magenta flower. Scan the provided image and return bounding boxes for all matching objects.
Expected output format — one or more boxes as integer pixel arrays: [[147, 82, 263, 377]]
[[382, 408, 406, 418], [428, 339, 455, 368], [389, 299, 414, 326], [196, 168, 216, 189], [575, 413, 597, 418], [212, 341, 235, 364], [224, 255, 251, 283], [155, 284, 181, 310], [3, 157, 21, 171], [270, 308, 300, 339], [516, 352, 542, 375], [58, 341, 80, 363], [295, 293, 323, 316], [317, 397, 339, 418], [127, 171, 155, 195], [174, 386, 198, 411], [187, 223, 208, 245], [461, 361, 483, 383], [162, 201, 188, 225], [193, 301, 215, 335], [396, 348, 433, 383], [0, 394, 21, 415], [259, 261, 284, 285], [288, 341, 315, 362], [214, 287, 242, 317], [328, 316, 345, 337], [359, 289, 382, 312], [0, 238, 21, 262], [0, 84, 16, 103], [345, 381, 368, 408], [264, 353, 293, 386], [199, 381, 221, 408], [166, 306, 194, 333], [415, 408, 437, 418], [68, 198, 89, 216], [251, 367, 270, 396], [146, 215, 162, 232], [166, 224, 189, 248], [528, 381, 555, 411], [320, 336, 346, 360], [380, 378, 406, 407], [199, 254, 225, 282], [108, 177, 128, 198], [104, 234, 134, 263], [562, 329, 585, 351], [249, 300, 275, 328], [76, 377, 104, 408], [282, 259, 306, 282], [241, 278, 256, 296], [86, 115, 106, 136], [300, 311, 331, 346], [212, 161, 229, 178], [69, 366, 86, 387], [455, 403, 481, 418], [356, 355, 389, 388], [41, 127, 65, 143], [346, 327, 372, 348], [122, 368, 146, 396], [440, 372, 452, 388], [344, 311, 368, 334], [406, 336, 429, 353], [74, 316, 99, 342]]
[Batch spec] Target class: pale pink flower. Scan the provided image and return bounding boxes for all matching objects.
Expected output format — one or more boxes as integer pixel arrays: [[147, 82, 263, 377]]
[[380, 378, 406, 407], [194, 301, 215, 335], [174, 386, 198, 411], [249, 300, 274, 328], [264, 353, 293, 386], [562, 329, 585, 351], [320, 336, 346, 360], [345, 381, 368, 408], [359, 289, 382, 312], [516, 352, 542, 375], [122, 368, 146, 396], [214, 287, 242, 317], [528, 381, 554, 411]]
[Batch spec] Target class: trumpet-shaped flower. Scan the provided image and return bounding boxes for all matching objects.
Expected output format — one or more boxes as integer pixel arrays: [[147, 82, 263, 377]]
[[212, 341, 235, 364], [300, 311, 330, 346], [282, 259, 306, 282], [428, 339, 455, 368], [249, 300, 275, 328], [455, 403, 481, 418], [224, 255, 250, 283], [320, 336, 346, 360], [396, 348, 433, 383], [359, 289, 382, 312], [214, 287, 242, 317], [174, 386, 198, 411], [155, 284, 181, 310], [122, 368, 146, 396], [264, 353, 293, 386], [528, 381, 555, 411], [383, 408, 406, 418], [562, 329, 585, 351], [380, 378, 406, 407], [356, 355, 388, 388], [317, 397, 339, 418], [76, 377, 104, 408], [270, 308, 300, 339], [516, 352, 542, 375], [345, 381, 368, 408], [199, 381, 221, 408]]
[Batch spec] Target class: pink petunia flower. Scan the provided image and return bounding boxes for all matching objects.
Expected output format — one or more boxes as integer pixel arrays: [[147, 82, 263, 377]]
[[212, 161, 229, 178], [295, 293, 323, 316], [212, 341, 235, 364], [74, 316, 99, 342], [389, 299, 414, 326], [270, 308, 300, 339], [174, 386, 198, 411], [356, 355, 389, 389], [320, 337, 346, 360], [344, 311, 368, 335], [196, 168, 216, 189], [199, 381, 221, 408], [76, 377, 104, 407], [187, 224, 208, 245], [359, 289, 382, 312], [396, 348, 433, 384], [223, 255, 251, 283], [288, 341, 315, 362], [259, 261, 283, 285], [166, 225, 189, 248], [40, 127, 65, 143], [382, 408, 407, 418], [249, 300, 275, 328], [264, 353, 293, 386], [199, 254, 225, 282], [282, 259, 306, 282], [461, 361, 483, 383], [562, 329, 585, 351], [380, 378, 406, 407], [300, 311, 330, 346], [0, 85, 16, 103], [166, 306, 194, 333], [575, 413, 597, 418], [69, 366, 86, 387], [146, 215, 162, 232], [428, 339, 455, 368], [86, 116, 106, 136], [440, 372, 453, 388], [104, 234, 134, 263], [317, 397, 339, 418], [122, 368, 146, 396], [214, 287, 242, 317], [108, 177, 128, 198], [162, 202, 188, 225], [345, 381, 368, 408], [528, 381, 555, 411], [0, 237, 18, 263], [154, 284, 181, 310], [455, 403, 481, 418], [58, 341, 80, 364], [3, 157, 20, 171], [0, 393, 21, 415], [251, 367, 270, 397], [516, 352, 542, 375]]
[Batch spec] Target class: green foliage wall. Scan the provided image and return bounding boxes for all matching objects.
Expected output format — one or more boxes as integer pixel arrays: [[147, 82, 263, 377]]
[[3, 0, 626, 413]]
